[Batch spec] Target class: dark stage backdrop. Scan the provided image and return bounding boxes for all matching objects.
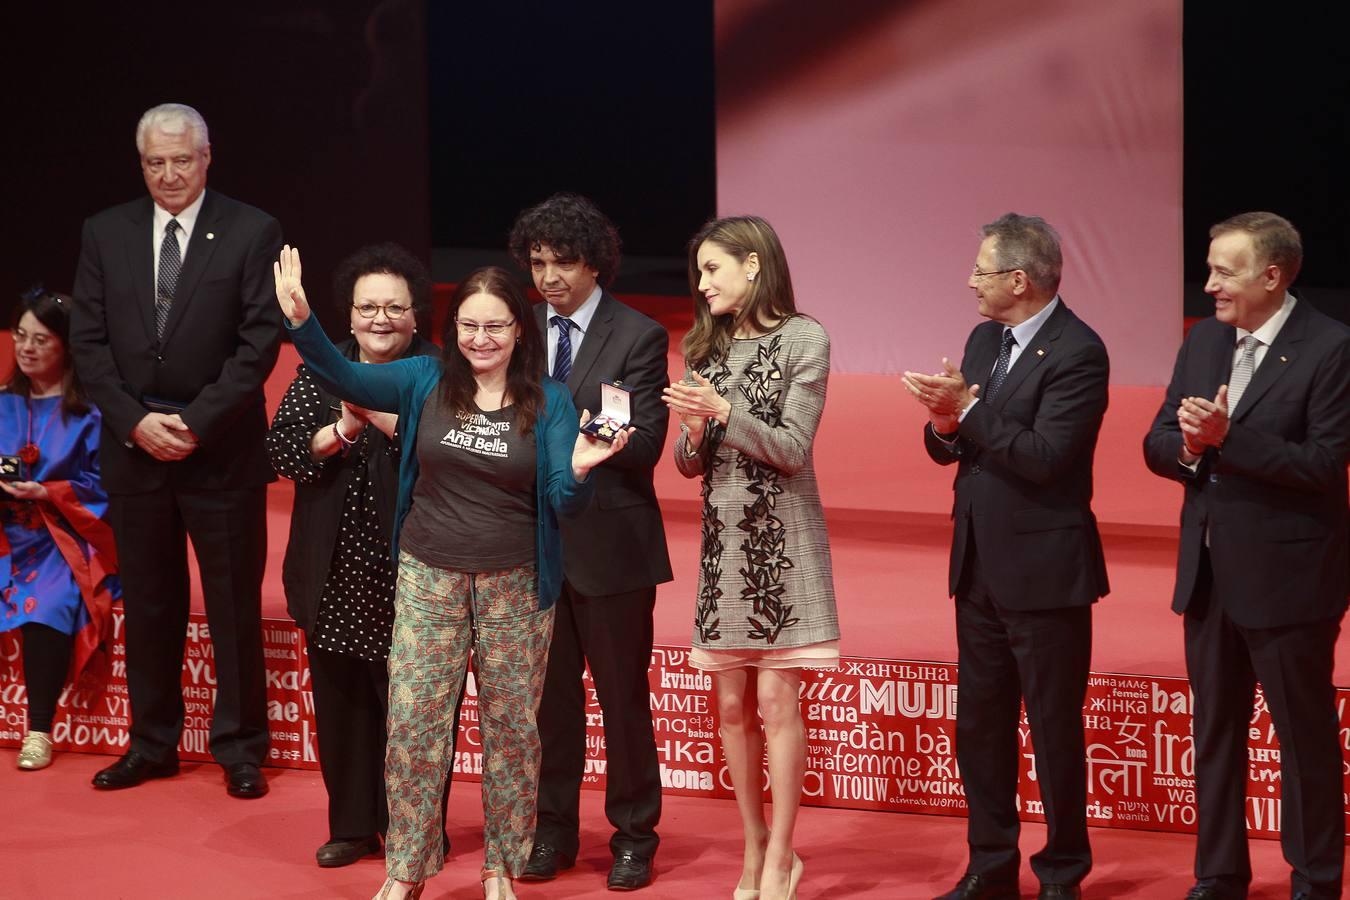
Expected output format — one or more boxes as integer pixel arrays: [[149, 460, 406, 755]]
[[1181, 2, 1350, 323], [425, 1, 716, 290], [3, 1, 431, 336]]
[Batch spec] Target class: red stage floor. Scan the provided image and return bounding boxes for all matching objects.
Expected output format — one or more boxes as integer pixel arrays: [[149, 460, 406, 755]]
[[0, 753, 1300, 899]]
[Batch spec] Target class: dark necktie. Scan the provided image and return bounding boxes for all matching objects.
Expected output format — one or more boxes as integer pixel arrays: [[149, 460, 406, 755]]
[[156, 218, 182, 339], [984, 328, 1017, 401], [551, 316, 576, 382]]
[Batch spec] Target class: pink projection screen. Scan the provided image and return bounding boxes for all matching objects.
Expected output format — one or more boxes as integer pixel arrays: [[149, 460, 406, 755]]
[[715, 0, 1183, 385]]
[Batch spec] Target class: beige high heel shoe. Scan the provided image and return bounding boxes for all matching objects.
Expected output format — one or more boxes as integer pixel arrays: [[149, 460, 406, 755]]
[[784, 853, 803, 900], [733, 887, 761, 900]]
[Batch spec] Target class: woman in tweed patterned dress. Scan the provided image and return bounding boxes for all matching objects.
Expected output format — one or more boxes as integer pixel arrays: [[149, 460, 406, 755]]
[[664, 216, 838, 900]]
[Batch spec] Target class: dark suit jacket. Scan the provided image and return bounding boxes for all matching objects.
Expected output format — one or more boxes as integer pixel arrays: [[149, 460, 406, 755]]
[[1143, 297, 1350, 628], [268, 335, 437, 635], [536, 290, 673, 595], [925, 299, 1111, 610], [71, 190, 284, 493]]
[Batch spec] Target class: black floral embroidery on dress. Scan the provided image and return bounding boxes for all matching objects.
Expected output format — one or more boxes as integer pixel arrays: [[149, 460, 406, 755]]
[[694, 355, 732, 643], [705, 335, 801, 643]]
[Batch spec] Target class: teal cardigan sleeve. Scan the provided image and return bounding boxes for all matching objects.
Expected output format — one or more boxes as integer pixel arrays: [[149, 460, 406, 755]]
[[540, 380, 594, 516], [286, 316, 432, 414]]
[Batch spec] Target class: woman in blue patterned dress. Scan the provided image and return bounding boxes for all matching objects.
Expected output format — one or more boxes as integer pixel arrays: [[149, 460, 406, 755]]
[[1, 289, 120, 770]]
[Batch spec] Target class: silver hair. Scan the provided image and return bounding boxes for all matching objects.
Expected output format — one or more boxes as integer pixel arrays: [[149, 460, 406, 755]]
[[981, 213, 1063, 295], [135, 103, 210, 154]]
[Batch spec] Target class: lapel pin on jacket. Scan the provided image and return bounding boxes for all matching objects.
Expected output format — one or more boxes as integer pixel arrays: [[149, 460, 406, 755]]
[[1036, 348, 1045, 356], [206, 232, 215, 240]]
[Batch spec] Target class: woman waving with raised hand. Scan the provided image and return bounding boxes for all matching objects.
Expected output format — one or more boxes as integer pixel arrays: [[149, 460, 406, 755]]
[[275, 246, 632, 900]]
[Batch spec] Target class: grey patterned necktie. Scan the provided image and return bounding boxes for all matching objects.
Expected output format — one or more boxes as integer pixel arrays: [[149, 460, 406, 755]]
[[156, 218, 182, 338], [551, 316, 576, 382], [1226, 334, 1259, 415], [984, 328, 1017, 401]]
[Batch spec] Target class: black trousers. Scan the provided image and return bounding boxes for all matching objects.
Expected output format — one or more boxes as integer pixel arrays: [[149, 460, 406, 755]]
[[308, 643, 455, 846], [534, 581, 661, 859], [109, 485, 269, 767], [955, 543, 1093, 887], [309, 643, 390, 840], [1185, 549, 1344, 899], [21, 623, 73, 733]]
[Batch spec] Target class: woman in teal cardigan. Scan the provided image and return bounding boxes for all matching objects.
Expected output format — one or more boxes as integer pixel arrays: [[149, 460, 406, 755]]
[[275, 249, 633, 900]]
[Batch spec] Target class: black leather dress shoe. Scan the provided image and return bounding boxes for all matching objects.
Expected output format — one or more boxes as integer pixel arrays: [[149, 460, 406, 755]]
[[1183, 880, 1248, 900], [519, 843, 575, 882], [607, 850, 653, 891], [91, 751, 179, 789], [224, 762, 269, 798], [1039, 885, 1081, 899], [316, 835, 382, 868], [935, 874, 1019, 900]]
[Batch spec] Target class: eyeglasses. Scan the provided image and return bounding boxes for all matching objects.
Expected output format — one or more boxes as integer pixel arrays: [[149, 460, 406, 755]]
[[353, 302, 410, 319], [971, 267, 1019, 279], [13, 332, 54, 349], [455, 319, 516, 337]]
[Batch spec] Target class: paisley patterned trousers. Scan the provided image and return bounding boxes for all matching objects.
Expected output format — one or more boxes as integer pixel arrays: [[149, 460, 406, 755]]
[[385, 551, 554, 882]]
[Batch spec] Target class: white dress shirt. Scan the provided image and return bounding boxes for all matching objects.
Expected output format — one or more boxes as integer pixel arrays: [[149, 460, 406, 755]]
[[152, 190, 206, 280], [958, 295, 1061, 422], [546, 283, 603, 372]]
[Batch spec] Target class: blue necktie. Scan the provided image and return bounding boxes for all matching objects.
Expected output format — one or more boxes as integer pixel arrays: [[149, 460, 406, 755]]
[[551, 316, 575, 382], [156, 218, 182, 339], [984, 328, 1017, 401]]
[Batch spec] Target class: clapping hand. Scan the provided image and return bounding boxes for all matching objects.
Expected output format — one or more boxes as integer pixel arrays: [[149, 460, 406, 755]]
[[273, 245, 311, 325], [902, 357, 979, 433], [1177, 384, 1229, 455], [662, 371, 731, 430], [572, 409, 634, 480]]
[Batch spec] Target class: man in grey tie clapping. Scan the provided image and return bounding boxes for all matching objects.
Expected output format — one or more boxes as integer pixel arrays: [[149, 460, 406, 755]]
[[70, 103, 283, 800], [1144, 212, 1350, 900]]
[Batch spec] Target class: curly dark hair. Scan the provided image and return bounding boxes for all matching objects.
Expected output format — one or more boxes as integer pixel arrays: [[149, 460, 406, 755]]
[[331, 242, 432, 318], [507, 193, 622, 286]]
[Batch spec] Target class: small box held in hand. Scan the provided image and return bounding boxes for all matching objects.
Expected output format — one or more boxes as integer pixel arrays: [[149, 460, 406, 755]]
[[0, 455, 27, 482], [579, 380, 632, 443]]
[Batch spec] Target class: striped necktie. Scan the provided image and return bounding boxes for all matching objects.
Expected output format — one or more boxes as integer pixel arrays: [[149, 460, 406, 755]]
[[551, 316, 576, 382], [1226, 335, 1259, 415], [156, 218, 182, 338]]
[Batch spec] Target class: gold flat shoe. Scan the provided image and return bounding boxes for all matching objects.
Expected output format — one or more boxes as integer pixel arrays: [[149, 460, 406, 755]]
[[17, 731, 53, 770]]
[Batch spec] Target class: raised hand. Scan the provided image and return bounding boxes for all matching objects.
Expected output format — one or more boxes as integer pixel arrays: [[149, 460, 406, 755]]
[[273, 244, 311, 325], [572, 409, 634, 480]]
